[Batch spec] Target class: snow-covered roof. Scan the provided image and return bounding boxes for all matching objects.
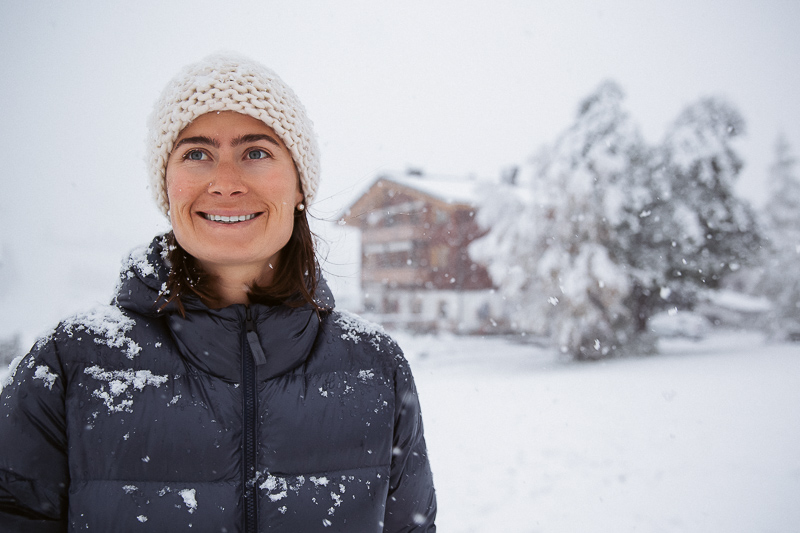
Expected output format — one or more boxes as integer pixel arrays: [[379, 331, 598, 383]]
[[377, 172, 486, 206]]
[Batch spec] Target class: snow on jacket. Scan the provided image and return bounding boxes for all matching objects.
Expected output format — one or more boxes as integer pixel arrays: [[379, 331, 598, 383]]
[[0, 235, 437, 532]]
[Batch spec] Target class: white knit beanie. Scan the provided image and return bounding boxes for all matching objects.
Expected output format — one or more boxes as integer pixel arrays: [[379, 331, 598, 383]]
[[147, 53, 320, 217]]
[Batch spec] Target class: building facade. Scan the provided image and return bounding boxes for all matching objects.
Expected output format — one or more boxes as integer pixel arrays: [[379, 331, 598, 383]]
[[340, 172, 504, 333]]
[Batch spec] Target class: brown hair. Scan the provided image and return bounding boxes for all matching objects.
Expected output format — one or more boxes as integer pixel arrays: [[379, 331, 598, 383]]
[[161, 209, 321, 315]]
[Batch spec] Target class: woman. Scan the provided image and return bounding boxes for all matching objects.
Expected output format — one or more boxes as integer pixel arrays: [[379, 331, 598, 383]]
[[0, 53, 437, 532]]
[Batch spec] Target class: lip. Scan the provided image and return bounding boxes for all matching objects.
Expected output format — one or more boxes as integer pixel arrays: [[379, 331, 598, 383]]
[[198, 211, 263, 224]]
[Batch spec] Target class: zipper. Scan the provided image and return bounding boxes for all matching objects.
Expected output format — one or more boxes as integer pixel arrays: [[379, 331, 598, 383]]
[[242, 306, 264, 532], [246, 307, 267, 366]]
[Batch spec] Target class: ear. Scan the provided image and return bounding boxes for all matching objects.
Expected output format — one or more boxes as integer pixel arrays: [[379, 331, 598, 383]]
[[294, 180, 304, 206]]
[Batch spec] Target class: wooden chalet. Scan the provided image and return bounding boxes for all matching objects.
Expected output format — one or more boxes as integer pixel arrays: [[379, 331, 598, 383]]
[[339, 171, 503, 333]]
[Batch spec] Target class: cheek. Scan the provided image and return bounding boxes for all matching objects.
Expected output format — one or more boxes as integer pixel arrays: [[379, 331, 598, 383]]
[[262, 180, 301, 208], [166, 173, 194, 210]]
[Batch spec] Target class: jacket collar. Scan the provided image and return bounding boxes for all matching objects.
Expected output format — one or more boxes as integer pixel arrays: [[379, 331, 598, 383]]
[[114, 235, 332, 381]]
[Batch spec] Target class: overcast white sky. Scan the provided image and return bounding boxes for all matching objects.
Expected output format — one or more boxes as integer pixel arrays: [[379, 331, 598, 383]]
[[1, 0, 799, 341]]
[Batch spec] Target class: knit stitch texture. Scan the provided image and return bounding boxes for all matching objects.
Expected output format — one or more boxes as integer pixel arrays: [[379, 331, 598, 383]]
[[146, 53, 320, 216]]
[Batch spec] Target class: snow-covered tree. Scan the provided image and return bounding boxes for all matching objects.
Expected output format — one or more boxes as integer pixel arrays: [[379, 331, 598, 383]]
[[653, 98, 763, 309], [472, 86, 764, 359], [612, 98, 762, 334], [473, 81, 649, 359], [537, 81, 649, 359], [470, 151, 547, 334], [759, 134, 800, 340]]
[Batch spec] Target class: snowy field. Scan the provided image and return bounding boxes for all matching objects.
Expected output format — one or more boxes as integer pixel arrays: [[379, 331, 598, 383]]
[[395, 330, 800, 533]]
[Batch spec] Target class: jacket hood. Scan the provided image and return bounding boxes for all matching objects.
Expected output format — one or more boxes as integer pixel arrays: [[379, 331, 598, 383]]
[[113, 234, 335, 315], [113, 234, 335, 382]]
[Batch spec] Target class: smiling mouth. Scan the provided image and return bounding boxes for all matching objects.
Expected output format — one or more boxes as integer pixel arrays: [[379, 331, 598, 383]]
[[201, 213, 260, 224]]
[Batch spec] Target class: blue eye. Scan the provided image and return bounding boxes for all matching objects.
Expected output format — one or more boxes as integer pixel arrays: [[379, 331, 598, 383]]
[[185, 150, 207, 161], [247, 149, 270, 160]]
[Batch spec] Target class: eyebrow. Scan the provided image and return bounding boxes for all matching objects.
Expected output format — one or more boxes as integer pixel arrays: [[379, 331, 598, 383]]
[[232, 134, 281, 147], [173, 133, 282, 151], [174, 135, 219, 150]]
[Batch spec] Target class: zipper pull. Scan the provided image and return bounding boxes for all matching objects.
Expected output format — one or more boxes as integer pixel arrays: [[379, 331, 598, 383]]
[[246, 306, 267, 366]]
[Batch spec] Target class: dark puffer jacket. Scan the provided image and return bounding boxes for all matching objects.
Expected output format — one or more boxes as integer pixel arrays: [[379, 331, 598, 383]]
[[0, 236, 436, 532]]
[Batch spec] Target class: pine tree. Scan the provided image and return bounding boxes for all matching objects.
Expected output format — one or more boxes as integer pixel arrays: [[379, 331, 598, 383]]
[[469, 177, 546, 333], [470, 149, 549, 334], [473, 88, 763, 358], [655, 98, 763, 308], [473, 81, 649, 359], [540, 81, 651, 359], [759, 134, 800, 340]]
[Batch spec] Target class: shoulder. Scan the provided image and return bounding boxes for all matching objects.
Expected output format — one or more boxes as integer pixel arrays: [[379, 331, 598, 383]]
[[2, 304, 144, 395], [40, 304, 155, 362], [325, 310, 399, 352], [314, 310, 411, 373], [59, 305, 143, 356], [3, 303, 174, 400], [25, 303, 169, 371]]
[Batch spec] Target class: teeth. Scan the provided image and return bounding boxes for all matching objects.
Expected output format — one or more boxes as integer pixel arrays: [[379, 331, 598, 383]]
[[204, 213, 256, 223]]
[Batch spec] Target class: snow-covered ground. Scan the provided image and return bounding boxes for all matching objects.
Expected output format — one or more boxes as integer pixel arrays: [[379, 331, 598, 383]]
[[395, 330, 800, 533]]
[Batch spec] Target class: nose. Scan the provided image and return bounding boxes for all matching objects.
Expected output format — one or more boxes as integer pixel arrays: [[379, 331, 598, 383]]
[[207, 160, 247, 196]]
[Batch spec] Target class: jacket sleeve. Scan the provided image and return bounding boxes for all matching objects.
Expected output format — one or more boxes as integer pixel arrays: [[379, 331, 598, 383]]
[[0, 336, 69, 532], [384, 352, 437, 533]]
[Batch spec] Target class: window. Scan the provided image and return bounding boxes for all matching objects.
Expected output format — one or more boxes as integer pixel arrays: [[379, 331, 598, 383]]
[[383, 297, 399, 314], [431, 245, 450, 268]]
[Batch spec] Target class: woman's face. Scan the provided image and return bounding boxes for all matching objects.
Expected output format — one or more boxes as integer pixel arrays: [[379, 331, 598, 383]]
[[166, 111, 303, 277]]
